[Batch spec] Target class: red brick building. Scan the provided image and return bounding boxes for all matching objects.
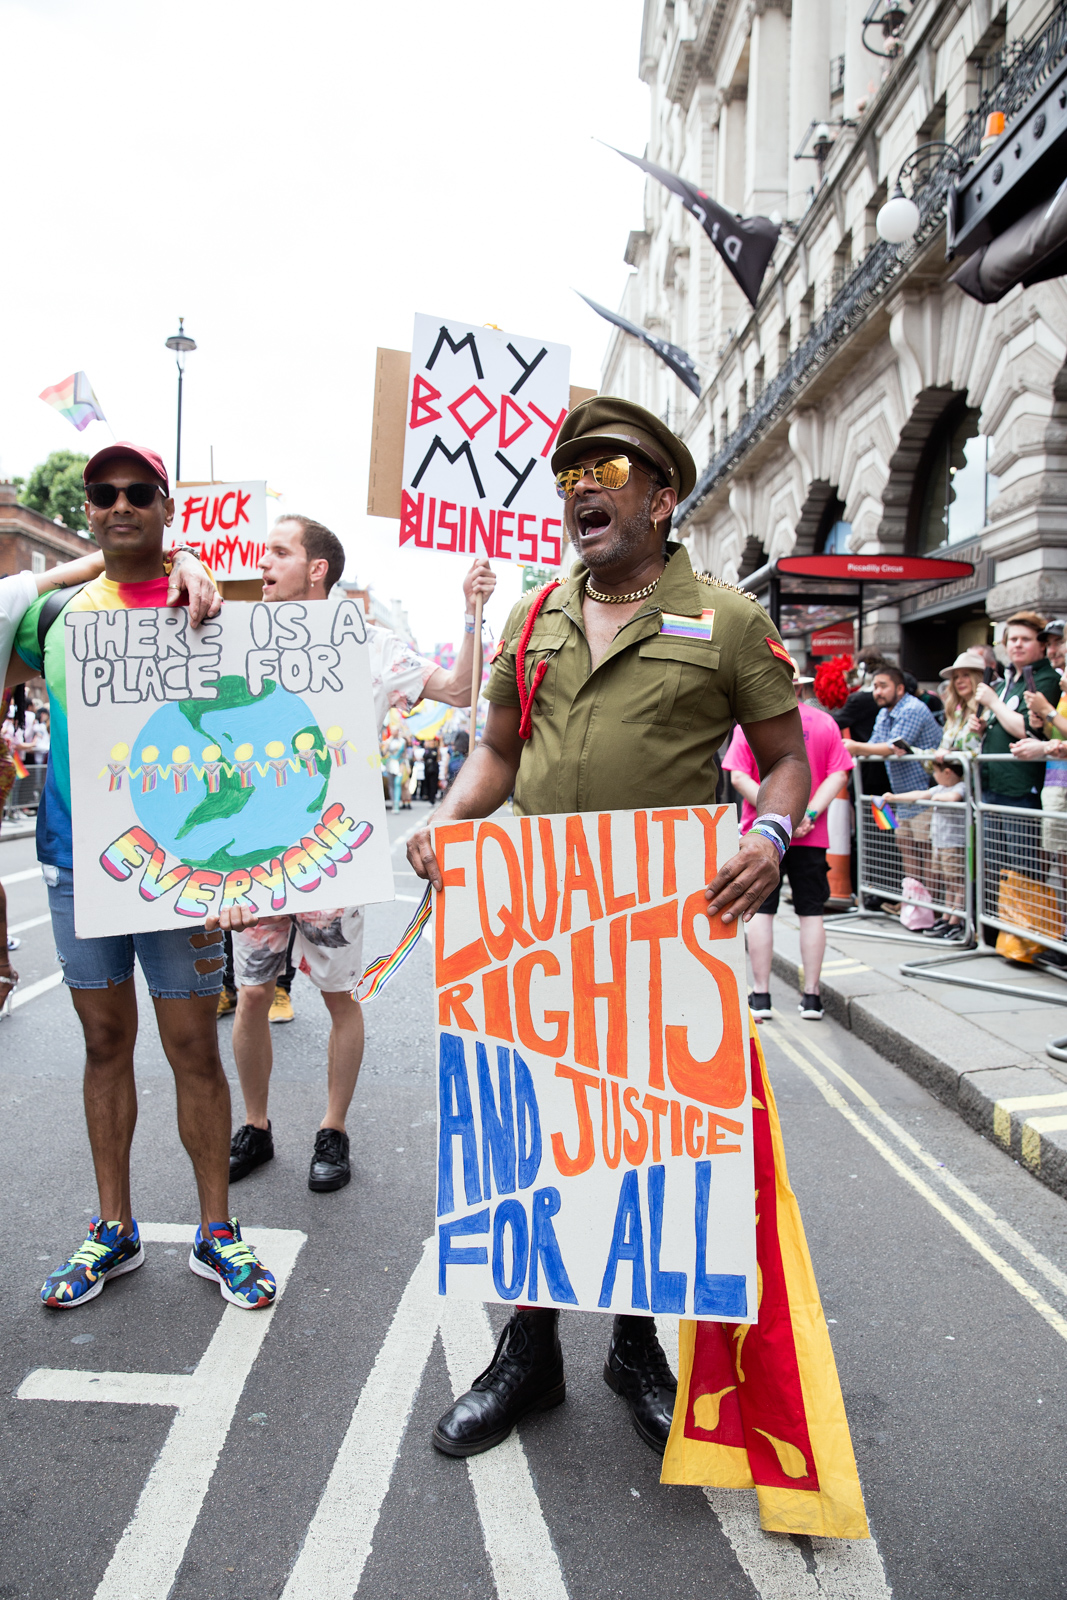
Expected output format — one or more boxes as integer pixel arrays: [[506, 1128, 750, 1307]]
[[0, 479, 93, 578]]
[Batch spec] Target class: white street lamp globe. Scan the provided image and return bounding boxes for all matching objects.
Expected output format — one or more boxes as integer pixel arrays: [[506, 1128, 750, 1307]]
[[876, 190, 920, 244]]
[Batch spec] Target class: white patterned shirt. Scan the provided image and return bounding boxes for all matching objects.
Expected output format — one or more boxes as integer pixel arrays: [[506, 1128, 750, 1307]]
[[367, 623, 439, 729]]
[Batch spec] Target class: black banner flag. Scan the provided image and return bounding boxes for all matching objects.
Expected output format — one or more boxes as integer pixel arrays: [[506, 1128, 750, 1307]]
[[577, 293, 701, 397], [610, 145, 780, 307]]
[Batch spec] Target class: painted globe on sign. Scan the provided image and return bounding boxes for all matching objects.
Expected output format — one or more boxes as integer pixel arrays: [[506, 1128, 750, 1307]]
[[128, 677, 331, 872]]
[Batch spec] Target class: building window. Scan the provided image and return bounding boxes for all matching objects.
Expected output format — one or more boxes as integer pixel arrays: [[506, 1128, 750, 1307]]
[[915, 404, 1000, 553], [31, 551, 46, 575]]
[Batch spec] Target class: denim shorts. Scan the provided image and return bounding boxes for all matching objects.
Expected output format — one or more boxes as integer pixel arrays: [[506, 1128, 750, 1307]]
[[44, 864, 225, 999]]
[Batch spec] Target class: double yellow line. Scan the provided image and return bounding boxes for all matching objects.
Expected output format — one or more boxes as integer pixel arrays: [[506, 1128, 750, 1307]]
[[761, 1013, 1067, 1346]]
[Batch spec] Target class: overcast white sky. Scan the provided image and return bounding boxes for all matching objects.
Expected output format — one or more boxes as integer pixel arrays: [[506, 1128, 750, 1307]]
[[1, 0, 650, 650]]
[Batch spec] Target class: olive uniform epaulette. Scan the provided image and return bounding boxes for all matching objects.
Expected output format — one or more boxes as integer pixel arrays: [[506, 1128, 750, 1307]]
[[696, 570, 761, 601]]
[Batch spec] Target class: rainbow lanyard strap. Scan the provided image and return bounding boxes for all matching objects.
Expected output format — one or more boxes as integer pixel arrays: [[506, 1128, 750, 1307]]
[[515, 580, 563, 741]]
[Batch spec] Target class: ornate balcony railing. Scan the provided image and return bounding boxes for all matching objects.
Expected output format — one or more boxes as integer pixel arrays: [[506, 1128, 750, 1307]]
[[677, 0, 1067, 527]]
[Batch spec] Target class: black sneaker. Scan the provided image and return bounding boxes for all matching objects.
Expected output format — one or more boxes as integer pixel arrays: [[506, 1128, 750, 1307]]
[[748, 991, 773, 1021], [309, 1127, 350, 1192], [923, 918, 952, 938], [798, 993, 824, 1020], [229, 1122, 274, 1182]]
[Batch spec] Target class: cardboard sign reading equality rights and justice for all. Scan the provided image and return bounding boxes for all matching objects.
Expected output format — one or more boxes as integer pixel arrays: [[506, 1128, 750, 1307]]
[[433, 806, 757, 1319], [370, 316, 584, 569], [167, 480, 268, 581], [64, 600, 393, 938]]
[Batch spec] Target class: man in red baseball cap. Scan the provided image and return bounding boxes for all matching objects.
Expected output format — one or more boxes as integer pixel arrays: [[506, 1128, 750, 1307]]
[[8, 444, 278, 1315]]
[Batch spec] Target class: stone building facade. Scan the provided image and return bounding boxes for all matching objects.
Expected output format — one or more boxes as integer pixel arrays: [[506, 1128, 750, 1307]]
[[602, 0, 1067, 678]]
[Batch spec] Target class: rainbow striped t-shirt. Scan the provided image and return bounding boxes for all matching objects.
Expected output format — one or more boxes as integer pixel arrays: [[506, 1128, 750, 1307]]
[[14, 575, 183, 869]]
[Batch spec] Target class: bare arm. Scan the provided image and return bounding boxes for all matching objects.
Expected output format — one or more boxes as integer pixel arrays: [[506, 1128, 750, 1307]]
[[794, 766, 850, 838], [407, 703, 522, 889], [705, 707, 810, 925], [975, 680, 1025, 739], [419, 559, 497, 708], [33, 547, 104, 594], [844, 738, 894, 757]]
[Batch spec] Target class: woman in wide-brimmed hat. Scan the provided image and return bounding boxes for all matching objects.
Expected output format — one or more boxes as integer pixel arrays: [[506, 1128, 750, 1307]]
[[938, 650, 987, 754]]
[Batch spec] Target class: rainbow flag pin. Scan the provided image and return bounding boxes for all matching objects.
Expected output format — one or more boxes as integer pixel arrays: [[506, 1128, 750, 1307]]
[[872, 796, 898, 831], [660, 607, 714, 642]]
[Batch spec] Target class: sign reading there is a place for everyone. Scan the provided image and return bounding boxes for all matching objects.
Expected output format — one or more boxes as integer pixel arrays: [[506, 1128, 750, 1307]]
[[64, 600, 393, 938], [400, 314, 571, 568]]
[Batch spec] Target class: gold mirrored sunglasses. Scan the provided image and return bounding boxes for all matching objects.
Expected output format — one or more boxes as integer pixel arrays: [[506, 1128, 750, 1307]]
[[554, 454, 653, 500]]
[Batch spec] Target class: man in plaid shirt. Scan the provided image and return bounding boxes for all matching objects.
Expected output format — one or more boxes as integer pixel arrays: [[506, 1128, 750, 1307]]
[[845, 663, 942, 881]]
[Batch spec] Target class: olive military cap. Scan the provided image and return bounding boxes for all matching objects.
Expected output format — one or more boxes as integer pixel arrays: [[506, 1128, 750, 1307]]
[[551, 396, 697, 501]]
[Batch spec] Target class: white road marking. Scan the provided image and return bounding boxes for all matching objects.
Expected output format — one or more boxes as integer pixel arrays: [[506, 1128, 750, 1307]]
[[706, 1488, 892, 1598], [281, 1238, 442, 1600], [772, 1014, 1067, 1301], [10, 971, 63, 1008], [7, 912, 50, 934], [438, 1295, 569, 1600], [1, 865, 43, 886], [17, 1223, 305, 1600], [764, 1023, 1067, 1345]]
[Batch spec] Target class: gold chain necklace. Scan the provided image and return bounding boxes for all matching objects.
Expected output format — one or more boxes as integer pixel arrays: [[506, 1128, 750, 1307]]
[[584, 576, 661, 604]]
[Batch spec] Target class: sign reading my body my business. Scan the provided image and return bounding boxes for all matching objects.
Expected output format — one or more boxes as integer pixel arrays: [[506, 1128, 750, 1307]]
[[64, 599, 393, 938], [400, 314, 571, 569], [433, 807, 757, 1319]]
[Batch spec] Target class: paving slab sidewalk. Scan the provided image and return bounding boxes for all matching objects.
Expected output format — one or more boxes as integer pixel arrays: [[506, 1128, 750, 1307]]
[[767, 907, 1067, 1199]]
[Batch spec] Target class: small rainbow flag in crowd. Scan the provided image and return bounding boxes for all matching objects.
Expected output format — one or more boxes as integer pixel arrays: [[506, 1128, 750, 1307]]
[[10, 751, 29, 780], [39, 371, 107, 432], [872, 796, 898, 831]]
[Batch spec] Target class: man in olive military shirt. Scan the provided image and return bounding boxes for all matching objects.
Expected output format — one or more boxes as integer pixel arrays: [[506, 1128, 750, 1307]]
[[408, 397, 811, 1460]]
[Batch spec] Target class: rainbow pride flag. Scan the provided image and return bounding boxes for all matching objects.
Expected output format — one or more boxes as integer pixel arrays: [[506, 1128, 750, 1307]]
[[660, 607, 715, 641], [39, 371, 107, 432], [872, 796, 898, 831], [10, 751, 29, 780]]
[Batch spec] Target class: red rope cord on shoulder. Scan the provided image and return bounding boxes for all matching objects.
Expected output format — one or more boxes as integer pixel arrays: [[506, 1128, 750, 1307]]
[[515, 580, 562, 741]]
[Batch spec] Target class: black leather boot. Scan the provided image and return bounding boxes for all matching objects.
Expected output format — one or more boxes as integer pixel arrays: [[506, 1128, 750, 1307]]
[[603, 1314, 677, 1455], [432, 1307, 565, 1457]]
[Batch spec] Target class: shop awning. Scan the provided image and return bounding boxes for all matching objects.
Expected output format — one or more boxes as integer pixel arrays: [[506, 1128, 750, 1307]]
[[740, 553, 976, 647], [949, 51, 1067, 303]]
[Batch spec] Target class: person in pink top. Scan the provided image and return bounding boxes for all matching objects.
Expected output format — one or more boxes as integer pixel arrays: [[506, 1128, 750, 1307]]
[[722, 661, 853, 1022]]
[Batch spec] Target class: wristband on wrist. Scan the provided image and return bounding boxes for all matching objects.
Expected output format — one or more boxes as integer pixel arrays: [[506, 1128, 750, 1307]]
[[464, 612, 478, 635], [753, 812, 792, 844], [749, 821, 787, 861], [806, 806, 818, 820]]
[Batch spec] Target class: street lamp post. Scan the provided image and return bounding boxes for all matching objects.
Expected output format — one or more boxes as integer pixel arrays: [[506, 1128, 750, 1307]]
[[165, 318, 197, 482]]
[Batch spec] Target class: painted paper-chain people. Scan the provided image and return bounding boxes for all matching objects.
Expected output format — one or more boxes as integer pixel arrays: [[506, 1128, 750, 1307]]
[[107, 742, 130, 792], [233, 743, 257, 789], [201, 744, 224, 793], [295, 730, 320, 778], [171, 745, 193, 795], [265, 741, 292, 787], [140, 745, 161, 793], [325, 725, 348, 767]]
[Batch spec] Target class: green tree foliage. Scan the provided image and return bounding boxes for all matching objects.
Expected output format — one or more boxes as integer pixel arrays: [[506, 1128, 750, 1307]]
[[19, 451, 91, 533]]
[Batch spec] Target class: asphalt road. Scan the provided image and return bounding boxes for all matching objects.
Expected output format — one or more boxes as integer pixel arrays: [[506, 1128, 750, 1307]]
[[3, 804, 1067, 1600]]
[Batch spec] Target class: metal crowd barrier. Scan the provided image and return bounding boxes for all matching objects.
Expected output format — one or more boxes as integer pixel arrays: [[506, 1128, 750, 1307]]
[[897, 751, 1067, 1008], [824, 753, 976, 947]]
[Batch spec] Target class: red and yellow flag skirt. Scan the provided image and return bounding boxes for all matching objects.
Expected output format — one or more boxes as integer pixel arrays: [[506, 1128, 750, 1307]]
[[661, 1031, 869, 1539]]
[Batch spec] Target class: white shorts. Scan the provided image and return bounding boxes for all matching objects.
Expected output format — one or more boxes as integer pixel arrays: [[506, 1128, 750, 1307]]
[[232, 908, 366, 994]]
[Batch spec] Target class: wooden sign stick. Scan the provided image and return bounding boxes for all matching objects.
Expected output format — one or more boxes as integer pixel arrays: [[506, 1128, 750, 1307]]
[[470, 594, 484, 746]]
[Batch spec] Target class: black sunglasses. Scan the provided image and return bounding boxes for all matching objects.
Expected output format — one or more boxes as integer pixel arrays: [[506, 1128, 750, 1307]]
[[86, 482, 163, 510]]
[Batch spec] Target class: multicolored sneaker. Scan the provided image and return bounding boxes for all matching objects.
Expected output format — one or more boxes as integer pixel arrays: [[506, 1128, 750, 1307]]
[[189, 1219, 276, 1309], [41, 1218, 144, 1309]]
